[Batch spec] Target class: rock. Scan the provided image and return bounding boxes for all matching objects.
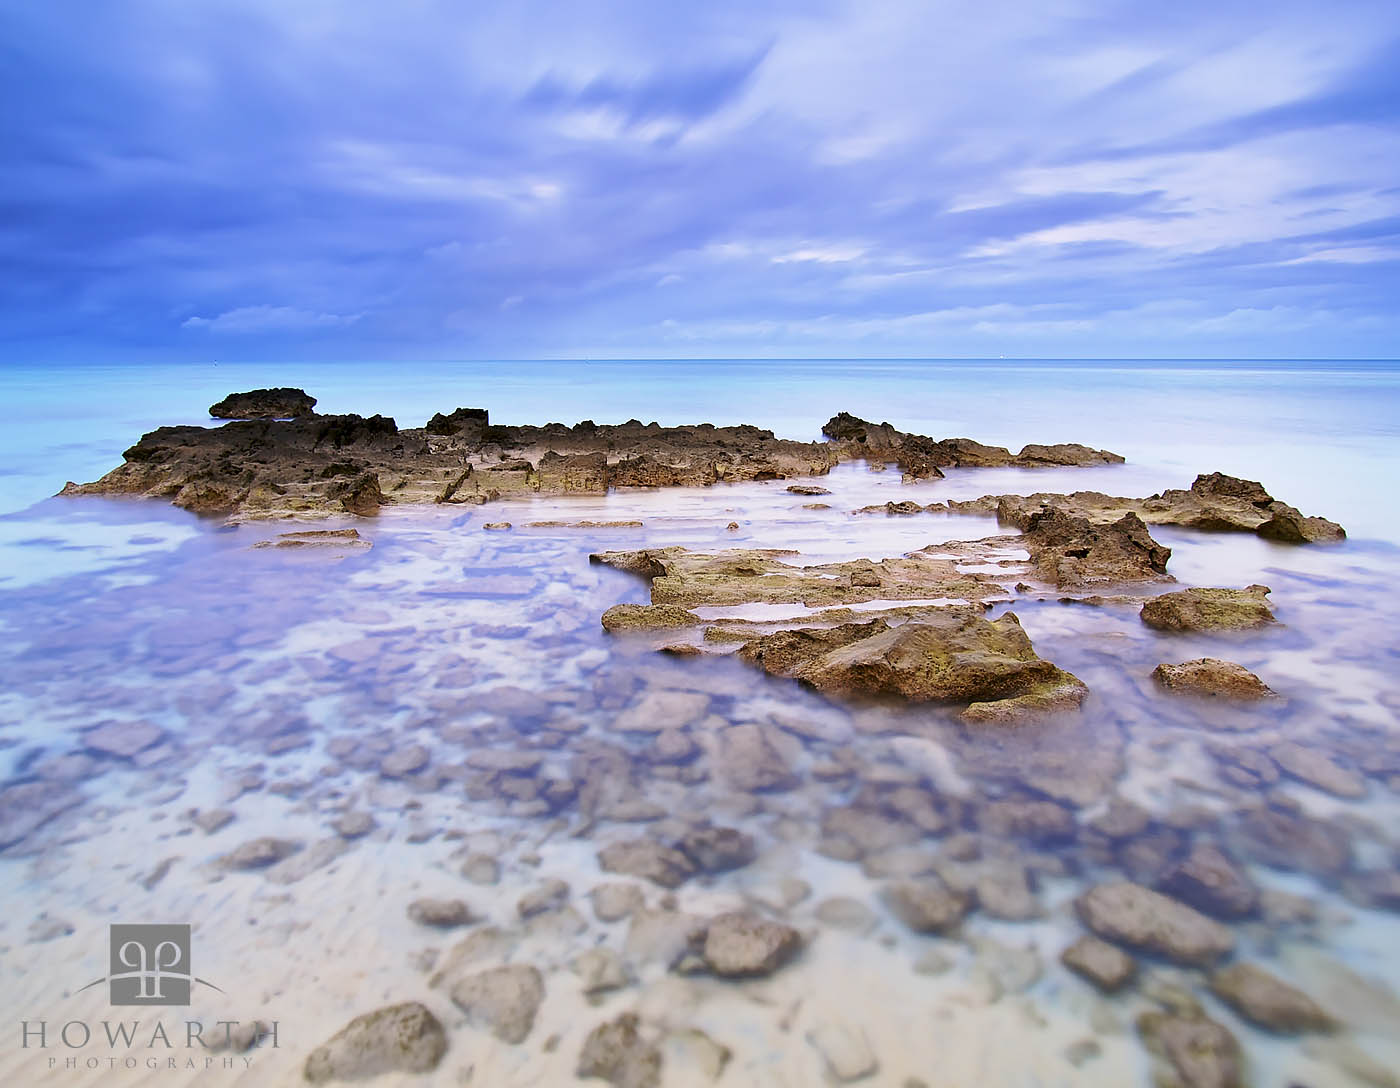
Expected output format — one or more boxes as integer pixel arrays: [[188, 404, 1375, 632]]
[[1152, 659, 1277, 700], [664, 1029, 731, 1082], [1234, 804, 1353, 877], [220, 837, 301, 870], [193, 808, 235, 834], [648, 729, 699, 765], [449, 964, 544, 1044], [303, 1002, 446, 1082], [787, 484, 831, 495], [573, 948, 631, 995], [674, 827, 757, 873], [1257, 503, 1346, 544], [380, 744, 430, 778], [591, 882, 645, 922], [715, 723, 798, 791], [815, 897, 879, 934], [331, 811, 376, 838], [1020, 508, 1171, 588], [598, 840, 696, 889], [426, 406, 488, 438], [806, 1023, 878, 1082], [1061, 936, 1136, 992], [460, 853, 501, 885], [210, 388, 317, 419], [1209, 963, 1337, 1034], [974, 865, 1041, 921], [84, 720, 165, 758], [701, 912, 802, 977], [330, 471, 383, 516], [1088, 798, 1151, 840], [1267, 742, 1366, 798], [624, 909, 707, 969], [517, 878, 570, 919], [977, 800, 1076, 844], [577, 1013, 662, 1088], [1076, 882, 1234, 966], [1156, 844, 1259, 920], [601, 604, 702, 632], [407, 898, 475, 928], [613, 691, 710, 735], [753, 610, 1087, 714], [882, 879, 970, 934], [1140, 586, 1275, 632], [1137, 1010, 1243, 1088]]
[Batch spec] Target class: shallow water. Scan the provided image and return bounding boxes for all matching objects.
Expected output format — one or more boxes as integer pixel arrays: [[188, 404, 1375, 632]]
[[1, 360, 1399, 1086]]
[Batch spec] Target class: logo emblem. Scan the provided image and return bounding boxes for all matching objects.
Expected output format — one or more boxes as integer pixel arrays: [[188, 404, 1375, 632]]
[[77, 925, 222, 1006]]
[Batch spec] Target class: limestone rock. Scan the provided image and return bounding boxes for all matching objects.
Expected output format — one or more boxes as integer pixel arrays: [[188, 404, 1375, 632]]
[[1268, 742, 1366, 799], [577, 1013, 662, 1088], [407, 898, 475, 928], [221, 837, 301, 870], [1061, 936, 1136, 992], [1209, 962, 1337, 1034], [1075, 882, 1234, 966], [674, 827, 757, 874], [701, 912, 802, 977], [1137, 1010, 1243, 1088], [1140, 586, 1275, 632], [303, 1001, 446, 1083], [210, 388, 316, 419], [601, 604, 702, 632], [598, 840, 696, 889], [1152, 659, 1277, 700], [449, 965, 544, 1045], [882, 878, 970, 934], [84, 720, 165, 759], [806, 1023, 878, 1082], [1156, 844, 1259, 920]]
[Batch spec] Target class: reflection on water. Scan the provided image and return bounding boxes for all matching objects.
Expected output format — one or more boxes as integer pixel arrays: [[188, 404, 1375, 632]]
[[2, 461, 1399, 1086]]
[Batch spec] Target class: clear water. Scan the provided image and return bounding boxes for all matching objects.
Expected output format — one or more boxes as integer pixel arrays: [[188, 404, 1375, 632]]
[[1, 359, 1398, 1086]]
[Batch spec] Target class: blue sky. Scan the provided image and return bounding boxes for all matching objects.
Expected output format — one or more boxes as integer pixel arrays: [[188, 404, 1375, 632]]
[[3, 0, 1399, 360]]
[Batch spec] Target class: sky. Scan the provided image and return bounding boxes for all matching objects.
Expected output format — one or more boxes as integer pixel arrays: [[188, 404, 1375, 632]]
[[2, 0, 1399, 361]]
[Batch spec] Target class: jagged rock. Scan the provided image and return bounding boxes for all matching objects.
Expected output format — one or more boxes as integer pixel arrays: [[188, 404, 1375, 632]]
[[220, 837, 301, 870], [577, 1013, 662, 1088], [601, 604, 702, 631], [1020, 508, 1171, 588], [1209, 963, 1337, 1034], [426, 406, 488, 439], [1267, 742, 1366, 798], [1075, 882, 1234, 966], [1157, 844, 1259, 920], [210, 388, 316, 419], [882, 878, 970, 934], [1141, 586, 1275, 632], [328, 471, 383, 516], [449, 964, 544, 1044], [598, 840, 696, 888], [1061, 936, 1136, 992], [675, 827, 757, 873], [1152, 659, 1277, 700], [1137, 1010, 1243, 1088], [407, 898, 475, 928], [303, 1001, 447, 1082], [701, 912, 802, 977], [1257, 503, 1346, 544]]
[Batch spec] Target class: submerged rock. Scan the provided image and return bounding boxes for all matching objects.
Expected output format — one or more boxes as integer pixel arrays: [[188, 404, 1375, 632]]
[[84, 720, 165, 759], [1208, 963, 1337, 1034], [449, 964, 544, 1044], [598, 840, 697, 889], [674, 826, 758, 873], [1137, 1010, 1244, 1088], [882, 878, 971, 934], [1140, 586, 1276, 632], [303, 1001, 446, 1083], [220, 837, 301, 870], [1156, 844, 1259, 920], [716, 724, 798, 791], [407, 898, 475, 928], [577, 1013, 662, 1088], [1061, 936, 1136, 992], [1267, 742, 1366, 798], [701, 912, 802, 977], [1075, 882, 1234, 966], [1152, 659, 1277, 700], [806, 1023, 879, 1082], [210, 388, 317, 419]]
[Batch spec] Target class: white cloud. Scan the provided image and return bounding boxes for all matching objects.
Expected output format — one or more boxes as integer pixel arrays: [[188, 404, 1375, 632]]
[[182, 305, 362, 333]]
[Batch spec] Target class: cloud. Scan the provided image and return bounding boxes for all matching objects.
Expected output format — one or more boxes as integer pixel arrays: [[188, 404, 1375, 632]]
[[182, 306, 362, 334], [1, 0, 1397, 360]]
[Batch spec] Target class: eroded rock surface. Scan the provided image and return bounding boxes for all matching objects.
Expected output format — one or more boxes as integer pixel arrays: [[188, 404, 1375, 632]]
[[1141, 586, 1276, 632], [1075, 882, 1235, 966], [303, 1001, 446, 1083], [1209, 963, 1337, 1034], [210, 387, 317, 419], [1152, 659, 1277, 700]]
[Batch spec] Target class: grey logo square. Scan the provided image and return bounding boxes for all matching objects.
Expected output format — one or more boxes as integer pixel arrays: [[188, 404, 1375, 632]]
[[109, 924, 191, 1006]]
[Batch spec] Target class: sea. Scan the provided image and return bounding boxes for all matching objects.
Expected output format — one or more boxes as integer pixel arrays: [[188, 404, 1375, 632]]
[[0, 358, 1398, 1086]]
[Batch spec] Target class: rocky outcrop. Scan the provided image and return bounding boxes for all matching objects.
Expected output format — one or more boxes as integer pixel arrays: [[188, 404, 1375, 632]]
[[1208, 963, 1337, 1034], [820, 412, 1123, 479], [209, 387, 316, 419], [1075, 882, 1235, 966], [1021, 508, 1171, 588], [600, 604, 702, 632], [1140, 586, 1276, 632], [303, 1002, 446, 1082], [953, 472, 1344, 544], [1152, 659, 1277, 700], [741, 611, 1087, 718]]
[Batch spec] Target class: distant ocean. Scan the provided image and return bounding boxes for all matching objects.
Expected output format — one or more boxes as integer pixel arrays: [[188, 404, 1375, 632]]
[[3, 358, 1399, 537]]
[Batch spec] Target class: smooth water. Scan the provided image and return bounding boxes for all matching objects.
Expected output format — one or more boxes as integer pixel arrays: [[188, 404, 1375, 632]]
[[1, 360, 1399, 1087]]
